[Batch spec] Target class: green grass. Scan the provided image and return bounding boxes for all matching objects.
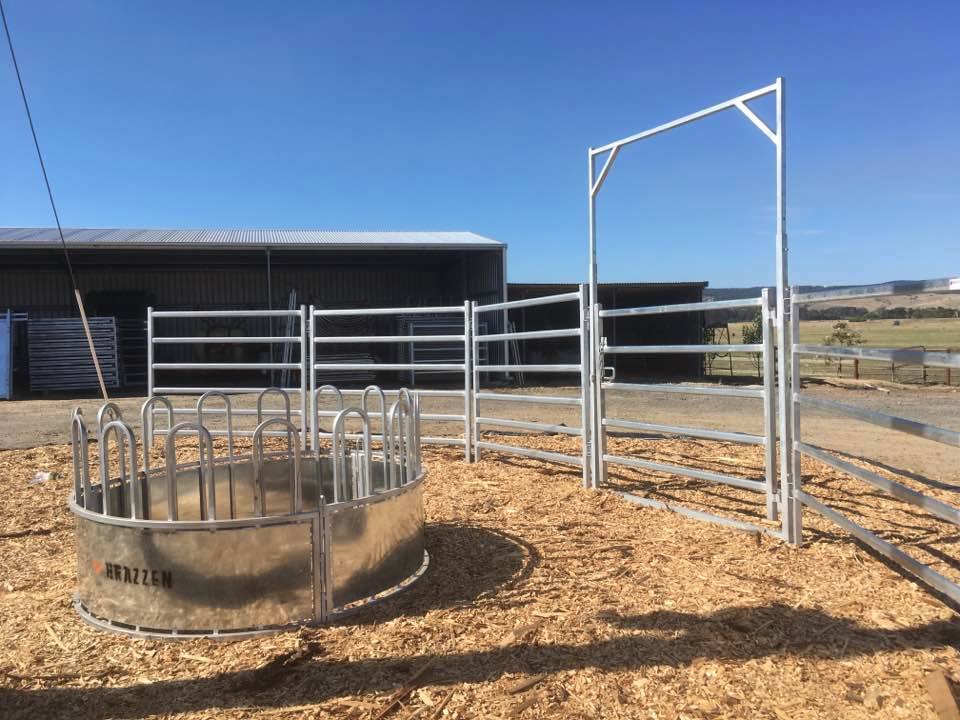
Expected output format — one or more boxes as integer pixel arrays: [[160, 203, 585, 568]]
[[712, 317, 960, 384]]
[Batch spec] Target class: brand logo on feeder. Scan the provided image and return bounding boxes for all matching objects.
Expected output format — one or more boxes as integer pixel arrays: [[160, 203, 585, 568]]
[[93, 560, 172, 589]]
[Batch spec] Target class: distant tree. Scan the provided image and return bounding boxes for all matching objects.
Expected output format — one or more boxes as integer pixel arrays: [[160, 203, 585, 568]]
[[740, 309, 764, 378], [822, 321, 865, 376]]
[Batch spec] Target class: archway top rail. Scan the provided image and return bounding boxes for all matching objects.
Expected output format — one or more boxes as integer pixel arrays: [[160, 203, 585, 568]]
[[590, 80, 780, 198]]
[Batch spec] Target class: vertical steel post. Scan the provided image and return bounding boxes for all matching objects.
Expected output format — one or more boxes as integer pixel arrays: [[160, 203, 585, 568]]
[[593, 301, 607, 488], [472, 303, 481, 462], [579, 284, 592, 488], [760, 288, 779, 521], [308, 305, 317, 457], [788, 285, 803, 541], [773, 77, 799, 545], [501, 247, 509, 379], [463, 300, 472, 462], [588, 150, 604, 489], [145, 306, 154, 447], [300, 305, 308, 449]]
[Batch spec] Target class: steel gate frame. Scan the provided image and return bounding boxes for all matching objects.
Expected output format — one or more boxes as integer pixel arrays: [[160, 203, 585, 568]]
[[471, 286, 592, 487], [597, 288, 781, 531], [146, 306, 310, 444], [308, 303, 473, 461], [586, 78, 799, 540]]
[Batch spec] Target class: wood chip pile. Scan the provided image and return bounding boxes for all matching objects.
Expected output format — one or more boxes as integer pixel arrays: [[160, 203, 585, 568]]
[[1, 433, 959, 719]]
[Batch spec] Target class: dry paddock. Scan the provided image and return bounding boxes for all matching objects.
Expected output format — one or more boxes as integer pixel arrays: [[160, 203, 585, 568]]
[[2, 433, 960, 720]]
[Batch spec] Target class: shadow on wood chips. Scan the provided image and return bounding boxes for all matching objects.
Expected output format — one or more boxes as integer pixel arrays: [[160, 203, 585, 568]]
[[2, 435, 960, 719]]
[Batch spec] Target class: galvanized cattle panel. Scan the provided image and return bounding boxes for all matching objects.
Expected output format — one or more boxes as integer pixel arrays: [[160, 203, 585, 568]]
[[329, 481, 425, 608], [76, 516, 315, 632]]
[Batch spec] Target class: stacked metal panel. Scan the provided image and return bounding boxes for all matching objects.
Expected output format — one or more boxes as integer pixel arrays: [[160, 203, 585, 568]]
[[28, 317, 120, 391]]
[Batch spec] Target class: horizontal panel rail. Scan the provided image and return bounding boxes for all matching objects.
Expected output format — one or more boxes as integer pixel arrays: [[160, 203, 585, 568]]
[[600, 296, 763, 318], [152, 386, 302, 394], [316, 410, 463, 422], [475, 440, 584, 467], [797, 490, 960, 605], [795, 393, 959, 447], [605, 344, 763, 355], [152, 362, 301, 370], [473, 291, 581, 313], [474, 327, 580, 343], [316, 431, 465, 446], [152, 310, 301, 318], [603, 382, 765, 399], [313, 306, 463, 316], [338, 388, 465, 398], [168, 407, 304, 417], [155, 428, 298, 438], [474, 392, 582, 406], [615, 491, 782, 539], [796, 442, 960, 526], [476, 364, 581, 373], [604, 453, 765, 492], [476, 417, 582, 436], [603, 418, 765, 445], [793, 277, 960, 305], [153, 336, 301, 344], [313, 334, 464, 343], [313, 363, 464, 371], [794, 344, 960, 370]]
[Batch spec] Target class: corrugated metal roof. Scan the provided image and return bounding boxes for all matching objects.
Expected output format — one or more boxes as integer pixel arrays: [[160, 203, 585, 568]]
[[0, 228, 504, 249]]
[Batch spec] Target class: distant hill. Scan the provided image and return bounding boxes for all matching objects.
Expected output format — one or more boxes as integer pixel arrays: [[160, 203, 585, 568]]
[[706, 283, 960, 311]]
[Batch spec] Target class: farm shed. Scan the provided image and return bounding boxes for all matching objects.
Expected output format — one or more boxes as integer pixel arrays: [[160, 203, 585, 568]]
[[507, 282, 707, 380], [0, 228, 506, 391]]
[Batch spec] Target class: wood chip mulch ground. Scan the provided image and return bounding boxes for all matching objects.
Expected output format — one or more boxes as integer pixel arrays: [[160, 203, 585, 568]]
[[1, 433, 960, 719]]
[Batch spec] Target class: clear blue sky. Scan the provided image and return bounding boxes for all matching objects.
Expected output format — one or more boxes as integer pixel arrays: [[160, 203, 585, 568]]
[[1, 1, 956, 287]]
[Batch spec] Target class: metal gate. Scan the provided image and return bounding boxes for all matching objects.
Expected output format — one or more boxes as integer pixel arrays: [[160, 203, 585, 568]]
[[595, 289, 784, 535], [471, 287, 592, 487], [790, 278, 960, 601], [585, 78, 795, 538]]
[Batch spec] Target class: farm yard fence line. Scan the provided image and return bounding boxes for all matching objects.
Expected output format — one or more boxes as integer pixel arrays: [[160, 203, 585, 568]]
[[472, 286, 592, 488], [790, 277, 960, 603], [145, 275, 960, 600]]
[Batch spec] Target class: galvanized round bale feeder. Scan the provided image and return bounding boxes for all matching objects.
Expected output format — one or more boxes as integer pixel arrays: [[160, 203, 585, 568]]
[[69, 386, 427, 639]]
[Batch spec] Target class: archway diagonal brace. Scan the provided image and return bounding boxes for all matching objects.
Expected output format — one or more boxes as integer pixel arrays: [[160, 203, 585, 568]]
[[734, 100, 778, 144], [590, 146, 620, 198]]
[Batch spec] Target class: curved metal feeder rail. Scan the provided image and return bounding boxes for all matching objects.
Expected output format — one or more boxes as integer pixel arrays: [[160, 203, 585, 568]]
[[69, 385, 427, 639]]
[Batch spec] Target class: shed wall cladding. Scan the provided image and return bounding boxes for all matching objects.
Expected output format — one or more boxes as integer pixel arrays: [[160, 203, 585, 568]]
[[0, 247, 506, 389], [507, 283, 706, 380]]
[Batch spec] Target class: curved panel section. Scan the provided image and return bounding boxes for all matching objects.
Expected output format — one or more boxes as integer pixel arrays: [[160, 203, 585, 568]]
[[329, 479, 426, 608]]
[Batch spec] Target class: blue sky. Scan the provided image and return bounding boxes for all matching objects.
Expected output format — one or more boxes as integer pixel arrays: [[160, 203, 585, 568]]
[[0, 1, 956, 287]]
